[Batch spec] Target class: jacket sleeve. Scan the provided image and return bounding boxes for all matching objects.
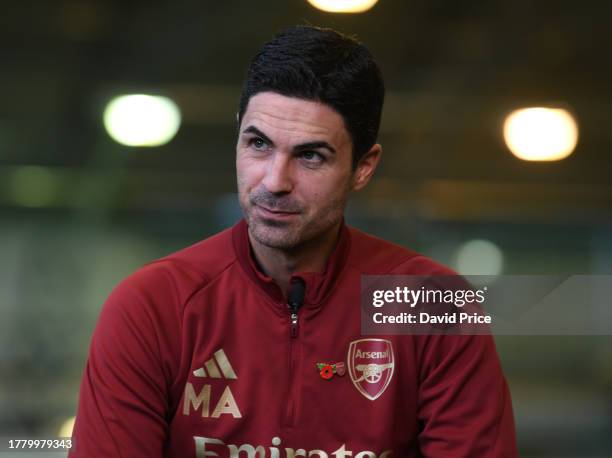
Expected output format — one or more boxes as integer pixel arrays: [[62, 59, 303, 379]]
[[69, 265, 181, 458], [416, 334, 518, 457]]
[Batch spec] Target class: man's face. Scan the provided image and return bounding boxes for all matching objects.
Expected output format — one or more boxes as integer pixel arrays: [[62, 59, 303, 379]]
[[236, 92, 355, 251]]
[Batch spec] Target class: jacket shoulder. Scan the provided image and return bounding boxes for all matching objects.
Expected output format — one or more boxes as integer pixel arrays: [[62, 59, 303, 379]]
[[346, 226, 456, 275], [114, 226, 237, 308], [157, 225, 237, 283]]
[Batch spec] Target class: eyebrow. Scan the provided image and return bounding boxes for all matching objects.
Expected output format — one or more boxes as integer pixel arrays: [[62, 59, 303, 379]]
[[294, 141, 336, 155], [241, 125, 336, 155], [242, 126, 273, 145]]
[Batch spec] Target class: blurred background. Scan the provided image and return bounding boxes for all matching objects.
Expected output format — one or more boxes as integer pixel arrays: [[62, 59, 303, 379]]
[[1, 0, 611, 456]]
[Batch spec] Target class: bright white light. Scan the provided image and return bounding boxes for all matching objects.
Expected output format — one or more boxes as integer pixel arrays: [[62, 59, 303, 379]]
[[103, 94, 181, 147], [503, 107, 578, 161], [307, 0, 379, 13], [58, 416, 76, 438], [455, 239, 504, 276]]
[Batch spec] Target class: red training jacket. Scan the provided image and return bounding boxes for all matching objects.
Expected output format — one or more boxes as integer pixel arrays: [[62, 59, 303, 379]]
[[70, 219, 518, 457]]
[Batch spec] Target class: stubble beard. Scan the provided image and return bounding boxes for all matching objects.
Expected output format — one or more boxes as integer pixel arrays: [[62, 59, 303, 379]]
[[241, 193, 348, 252]]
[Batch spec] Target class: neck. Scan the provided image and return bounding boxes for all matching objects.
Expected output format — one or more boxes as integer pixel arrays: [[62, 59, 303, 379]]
[[248, 223, 342, 296]]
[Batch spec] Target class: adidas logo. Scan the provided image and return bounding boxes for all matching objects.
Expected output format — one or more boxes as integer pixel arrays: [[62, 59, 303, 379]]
[[193, 349, 237, 379]]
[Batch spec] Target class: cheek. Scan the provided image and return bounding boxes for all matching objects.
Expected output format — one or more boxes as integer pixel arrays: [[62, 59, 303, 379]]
[[305, 175, 349, 209], [236, 157, 259, 190]]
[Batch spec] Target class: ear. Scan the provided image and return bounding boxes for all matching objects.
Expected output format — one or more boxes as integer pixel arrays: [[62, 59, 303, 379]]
[[352, 143, 383, 191]]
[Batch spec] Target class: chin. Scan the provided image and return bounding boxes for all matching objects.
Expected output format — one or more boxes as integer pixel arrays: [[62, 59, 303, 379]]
[[250, 225, 303, 250]]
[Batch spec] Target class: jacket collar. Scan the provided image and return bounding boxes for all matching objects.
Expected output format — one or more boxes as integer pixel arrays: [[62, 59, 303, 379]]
[[231, 218, 351, 307]]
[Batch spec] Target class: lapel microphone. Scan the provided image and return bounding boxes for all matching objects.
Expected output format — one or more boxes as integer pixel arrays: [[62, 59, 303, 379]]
[[287, 277, 306, 312]]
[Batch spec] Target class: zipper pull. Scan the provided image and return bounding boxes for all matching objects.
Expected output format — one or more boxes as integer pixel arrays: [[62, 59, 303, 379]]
[[287, 278, 305, 339], [290, 312, 299, 337]]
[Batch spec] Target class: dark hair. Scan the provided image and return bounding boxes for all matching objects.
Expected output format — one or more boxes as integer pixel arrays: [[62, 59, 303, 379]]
[[237, 25, 385, 167]]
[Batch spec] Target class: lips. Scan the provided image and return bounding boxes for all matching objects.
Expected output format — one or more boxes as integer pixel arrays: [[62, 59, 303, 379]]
[[255, 204, 300, 218]]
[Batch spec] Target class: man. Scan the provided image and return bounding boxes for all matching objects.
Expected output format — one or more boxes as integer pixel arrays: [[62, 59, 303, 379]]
[[71, 26, 518, 457]]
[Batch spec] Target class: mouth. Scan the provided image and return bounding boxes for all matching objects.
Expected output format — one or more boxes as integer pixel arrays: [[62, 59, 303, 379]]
[[254, 203, 300, 219]]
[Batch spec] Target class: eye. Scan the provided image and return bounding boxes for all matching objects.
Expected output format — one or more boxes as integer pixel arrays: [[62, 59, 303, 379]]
[[300, 150, 325, 164], [249, 137, 268, 151]]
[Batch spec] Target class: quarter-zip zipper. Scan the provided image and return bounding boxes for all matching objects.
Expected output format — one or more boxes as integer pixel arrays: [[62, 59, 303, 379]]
[[284, 278, 305, 426], [284, 299, 301, 426]]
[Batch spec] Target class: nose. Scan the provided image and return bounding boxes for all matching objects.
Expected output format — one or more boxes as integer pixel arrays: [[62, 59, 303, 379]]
[[261, 152, 293, 194]]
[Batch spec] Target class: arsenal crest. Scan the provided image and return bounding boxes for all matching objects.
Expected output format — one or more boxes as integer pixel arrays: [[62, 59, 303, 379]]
[[347, 339, 395, 401]]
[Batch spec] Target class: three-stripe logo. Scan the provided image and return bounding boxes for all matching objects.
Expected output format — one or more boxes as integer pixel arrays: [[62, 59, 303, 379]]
[[184, 348, 242, 418], [193, 349, 238, 379]]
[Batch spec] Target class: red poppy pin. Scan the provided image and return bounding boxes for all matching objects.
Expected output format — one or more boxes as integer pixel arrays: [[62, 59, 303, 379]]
[[316, 362, 346, 380]]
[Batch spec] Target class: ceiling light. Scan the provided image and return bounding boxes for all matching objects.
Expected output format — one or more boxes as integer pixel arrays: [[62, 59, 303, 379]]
[[503, 107, 578, 161], [455, 239, 504, 276], [103, 94, 181, 147], [307, 0, 379, 13], [8, 166, 60, 208]]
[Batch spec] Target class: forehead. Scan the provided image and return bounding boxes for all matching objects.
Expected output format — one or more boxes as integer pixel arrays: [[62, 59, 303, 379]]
[[240, 92, 351, 147]]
